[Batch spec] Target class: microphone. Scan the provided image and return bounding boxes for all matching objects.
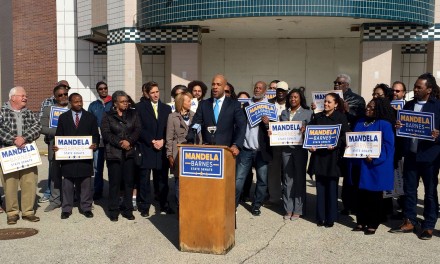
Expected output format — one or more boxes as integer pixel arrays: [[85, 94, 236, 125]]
[[191, 123, 201, 145]]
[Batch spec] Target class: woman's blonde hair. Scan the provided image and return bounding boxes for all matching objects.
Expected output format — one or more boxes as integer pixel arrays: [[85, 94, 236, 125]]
[[174, 92, 193, 112]]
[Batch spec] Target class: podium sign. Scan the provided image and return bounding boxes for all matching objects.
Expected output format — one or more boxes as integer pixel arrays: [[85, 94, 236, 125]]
[[178, 145, 235, 255]]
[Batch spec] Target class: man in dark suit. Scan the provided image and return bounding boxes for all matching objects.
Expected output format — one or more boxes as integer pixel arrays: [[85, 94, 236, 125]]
[[137, 81, 173, 216], [187, 74, 246, 155], [54, 93, 100, 219]]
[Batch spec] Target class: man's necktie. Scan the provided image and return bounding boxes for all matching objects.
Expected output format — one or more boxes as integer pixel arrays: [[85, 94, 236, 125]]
[[75, 113, 80, 128], [153, 104, 158, 119], [214, 99, 220, 123]]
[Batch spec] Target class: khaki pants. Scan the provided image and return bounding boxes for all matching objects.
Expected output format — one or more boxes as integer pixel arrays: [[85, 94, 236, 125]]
[[0, 166, 38, 217]]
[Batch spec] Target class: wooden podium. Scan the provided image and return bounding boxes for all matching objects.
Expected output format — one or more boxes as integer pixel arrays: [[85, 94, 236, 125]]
[[178, 144, 235, 254]]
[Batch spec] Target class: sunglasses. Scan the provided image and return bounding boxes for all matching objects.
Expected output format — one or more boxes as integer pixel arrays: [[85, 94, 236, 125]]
[[333, 81, 345, 85], [393, 89, 403, 93], [57, 93, 68, 97], [98, 87, 108, 91]]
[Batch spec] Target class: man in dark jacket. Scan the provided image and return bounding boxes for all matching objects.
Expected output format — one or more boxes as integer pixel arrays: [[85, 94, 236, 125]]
[[54, 93, 100, 219], [136, 81, 173, 216], [235, 81, 273, 216], [390, 73, 440, 240]]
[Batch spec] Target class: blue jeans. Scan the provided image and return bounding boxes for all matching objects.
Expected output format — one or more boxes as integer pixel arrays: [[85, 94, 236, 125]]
[[93, 147, 105, 195], [403, 153, 439, 229], [235, 148, 268, 208]]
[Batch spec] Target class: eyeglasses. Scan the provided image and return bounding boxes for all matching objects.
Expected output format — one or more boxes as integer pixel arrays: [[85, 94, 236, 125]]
[[57, 93, 68, 98], [118, 100, 129, 104], [98, 87, 108, 91], [333, 81, 345, 85], [13, 94, 27, 98], [393, 89, 403, 93]]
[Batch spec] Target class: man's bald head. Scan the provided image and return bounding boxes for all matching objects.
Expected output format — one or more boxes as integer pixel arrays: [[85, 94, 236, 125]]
[[211, 74, 227, 99]]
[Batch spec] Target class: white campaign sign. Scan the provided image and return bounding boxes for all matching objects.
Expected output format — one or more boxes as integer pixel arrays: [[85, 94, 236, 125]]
[[344, 132, 382, 158], [55, 136, 93, 160], [0, 142, 42, 174], [269, 121, 304, 146]]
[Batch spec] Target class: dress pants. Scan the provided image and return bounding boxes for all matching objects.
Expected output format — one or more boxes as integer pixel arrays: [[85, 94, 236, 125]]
[[315, 175, 338, 224], [356, 189, 383, 229], [62, 176, 92, 213], [282, 147, 308, 215], [0, 166, 38, 217], [107, 158, 134, 217], [48, 160, 62, 206], [267, 147, 283, 203], [93, 147, 105, 195], [138, 168, 169, 213], [403, 153, 439, 230]]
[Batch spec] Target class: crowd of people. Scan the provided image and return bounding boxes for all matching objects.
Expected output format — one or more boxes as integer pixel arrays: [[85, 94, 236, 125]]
[[0, 72, 439, 240]]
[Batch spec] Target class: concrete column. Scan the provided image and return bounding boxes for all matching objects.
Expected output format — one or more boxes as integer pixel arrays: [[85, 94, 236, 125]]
[[107, 43, 142, 100], [359, 41, 394, 100]]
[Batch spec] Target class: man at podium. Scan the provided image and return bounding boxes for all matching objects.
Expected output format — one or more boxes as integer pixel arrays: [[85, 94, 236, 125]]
[[187, 74, 246, 156]]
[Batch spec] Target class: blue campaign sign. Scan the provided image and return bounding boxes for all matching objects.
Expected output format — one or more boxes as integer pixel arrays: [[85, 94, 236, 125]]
[[390, 100, 405, 111], [49, 106, 69, 128], [266, 90, 276, 100], [245, 102, 278, 127], [397, 110, 434, 141], [180, 147, 224, 179], [303, 124, 342, 149], [238, 98, 250, 105]]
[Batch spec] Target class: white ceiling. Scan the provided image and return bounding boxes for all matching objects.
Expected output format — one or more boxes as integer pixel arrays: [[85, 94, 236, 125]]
[[170, 16, 389, 39]]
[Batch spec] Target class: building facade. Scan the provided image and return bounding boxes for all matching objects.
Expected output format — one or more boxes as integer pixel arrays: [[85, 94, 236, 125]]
[[1, 1, 440, 110]]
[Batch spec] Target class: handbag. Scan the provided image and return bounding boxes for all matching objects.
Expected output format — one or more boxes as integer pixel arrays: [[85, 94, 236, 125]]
[[133, 145, 143, 166]]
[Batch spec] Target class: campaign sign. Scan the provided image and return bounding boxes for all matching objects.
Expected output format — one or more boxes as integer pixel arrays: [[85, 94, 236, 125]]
[[0, 142, 42, 174], [344, 132, 382, 158], [180, 147, 223, 179], [311, 90, 344, 112], [397, 110, 434, 141], [49, 106, 69, 128], [238, 98, 250, 105], [55, 136, 93, 160], [303, 124, 341, 149], [266, 90, 276, 100], [269, 121, 304, 146], [245, 102, 278, 127], [390, 100, 405, 111]]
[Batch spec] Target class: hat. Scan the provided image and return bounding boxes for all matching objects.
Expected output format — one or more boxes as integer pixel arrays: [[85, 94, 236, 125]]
[[54, 80, 70, 89], [276, 81, 288, 91]]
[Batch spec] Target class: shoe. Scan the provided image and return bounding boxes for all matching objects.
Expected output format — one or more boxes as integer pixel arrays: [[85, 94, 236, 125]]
[[325, 222, 334, 228], [283, 214, 291, 220], [290, 214, 301, 221], [140, 211, 149, 217], [317, 221, 325, 227], [389, 219, 414, 233], [340, 209, 350, 215], [82, 211, 94, 218], [364, 229, 376, 235], [109, 216, 119, 222], [93, 192, 102, 201], [160, 206, 175, 215], [7, 215, 19, 225], [22, 215, 40, 222], [419, 229, 433, 240], [44, 203, 61, 212], [251, 207, 261, 216], [352, 225, 366, 232], [38, 196, 50, 203], [122, 212, 135, 220], [61, 212, 72, 219]]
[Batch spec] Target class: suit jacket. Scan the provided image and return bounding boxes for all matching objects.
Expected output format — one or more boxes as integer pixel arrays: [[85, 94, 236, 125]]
[[402, 97, 440, 162], [55, 109, 100, 178], [279, 107, 313, 149], [187, 96, 246, 148], [136, 99, 171, 169]]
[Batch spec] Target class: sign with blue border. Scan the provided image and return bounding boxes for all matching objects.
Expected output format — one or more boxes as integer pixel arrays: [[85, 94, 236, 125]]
[[180, 147, 224, 179], [303, 124, 341, 149], [266, 90, 276, 100], [390, 100, 405, 111], [397, 110, 434, 141], [49, 106, 69, 128], [344, 131, 382, 158], [0, 142, 42, 174], [55, 136, 94, 160], [311, 90, 343, 112], [245, 102, 278, 127]]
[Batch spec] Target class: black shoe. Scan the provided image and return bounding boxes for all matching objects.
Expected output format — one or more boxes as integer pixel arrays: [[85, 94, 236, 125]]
[[140, 211, 150, 217], [317, 221, 325, 227], [82, 211, 94, 218], [325, 222, 334, 228], [122, 212, 135, 220], [251, 207, 261, 216], [93, 192, 102, 201], [352, 225, 366, 232], [364, 229, 376, 235], [61, 212, 72, 219], [419, 229, 433, 240], [109, 216, 118, 222]]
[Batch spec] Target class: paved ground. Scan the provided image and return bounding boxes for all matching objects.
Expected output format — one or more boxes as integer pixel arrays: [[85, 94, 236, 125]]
[[0, 139, 439, 263]]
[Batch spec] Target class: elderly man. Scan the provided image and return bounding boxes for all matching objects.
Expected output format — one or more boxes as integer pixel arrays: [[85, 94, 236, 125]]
[[0, 87, 42, 224], [235, 81, 272, 216], [392, 81, 407, 101]]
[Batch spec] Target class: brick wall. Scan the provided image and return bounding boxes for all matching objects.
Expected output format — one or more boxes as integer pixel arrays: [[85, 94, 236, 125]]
[[12, 0, 57, 111]]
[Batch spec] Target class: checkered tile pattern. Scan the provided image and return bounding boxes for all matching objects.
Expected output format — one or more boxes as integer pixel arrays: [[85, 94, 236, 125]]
[[93, 43, 107, 55], [142, 46, 165, 55], [363, 23, 440, 41], [401, 44, 427, 54], [108, 26, 200, 45]]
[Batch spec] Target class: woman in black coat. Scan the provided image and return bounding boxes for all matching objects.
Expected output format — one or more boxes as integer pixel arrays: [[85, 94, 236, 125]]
[[307, 93, 350, 227], [101, 91, 141, 221]]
